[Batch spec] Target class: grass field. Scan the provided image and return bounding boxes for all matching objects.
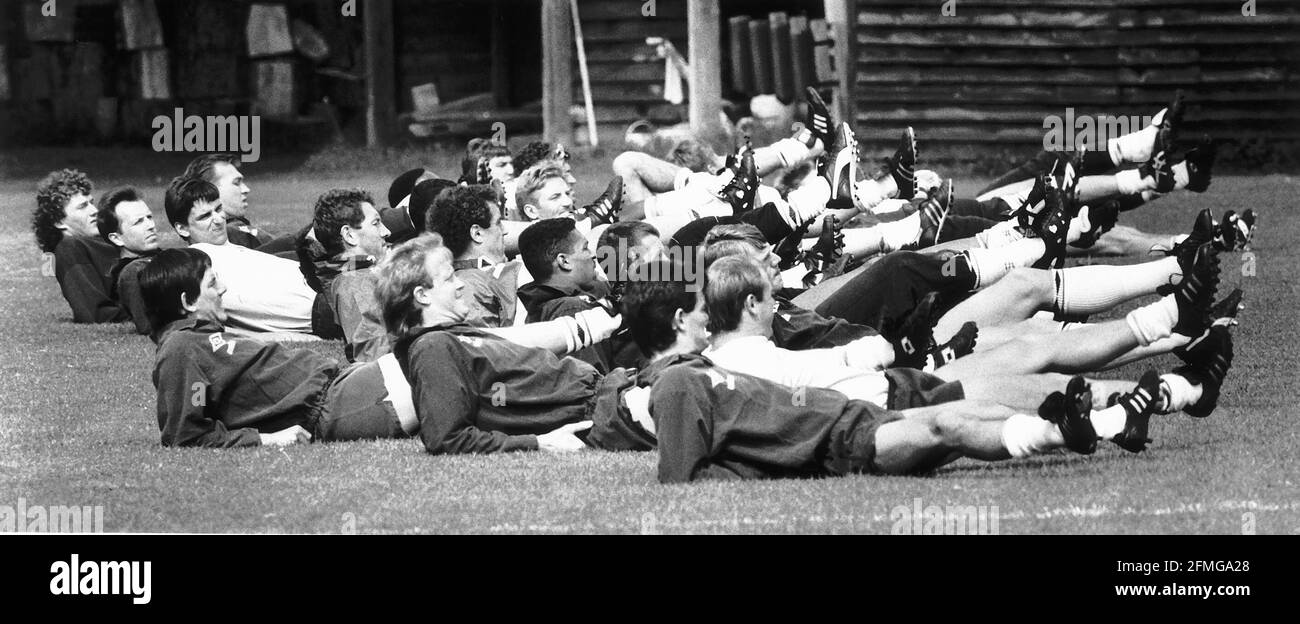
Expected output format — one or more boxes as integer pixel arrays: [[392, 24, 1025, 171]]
[[1, 146, 1297, 534]]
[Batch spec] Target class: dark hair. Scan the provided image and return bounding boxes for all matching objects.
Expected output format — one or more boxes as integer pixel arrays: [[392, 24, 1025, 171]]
[[32, 169, 93, 252], [294, 223, 328, 293], [513, 141, 556, 173], [312, 188, 375, 256], [139, 247, 212, 334], [96, 187, 145, 243], [164, 176, 220, 235], [182, 153, 241, 184], [426, 184, 500, 258], [409, 178, 457, 233], [703, 255, 768, 333], [620, 260, 698, 357], [460, 138, 512, 183], [598, 220, 659, 283], [387, 168, 427, 208], [518, 218, 579, 282]]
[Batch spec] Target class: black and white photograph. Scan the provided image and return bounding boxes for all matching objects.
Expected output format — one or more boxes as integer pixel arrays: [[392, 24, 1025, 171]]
[[0, 0, 1295, 592]]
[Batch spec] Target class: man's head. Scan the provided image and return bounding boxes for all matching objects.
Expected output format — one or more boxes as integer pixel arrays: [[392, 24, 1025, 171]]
[[375, 233, 469, 336], [519, 217, 599, 291], [703, 223, 782, 291], [620, 260, 709, 358], [96, 187, 159, 256], [183, 154, 250, 220], [598, 220, 663, 272], [426, 184, 504, 262], [32, 169, 96, 252], [139, 247, 225, 333], [669, 139, 721, 174], [703, 254, 774, 335], [515, 163, 574, 221], [165, 177, 228, 245], [513, 141, 575, 185], [311, 188, 389, 260], [461, 138, 514, 185]]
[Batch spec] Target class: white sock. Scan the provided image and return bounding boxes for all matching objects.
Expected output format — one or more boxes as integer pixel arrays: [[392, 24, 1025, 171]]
[[1107, 108, 1162, 165], [1171, 161, 1190, 190], [1159, 373, 1203, 413], [875, 212, 922, 252], [673, 167, 692, 191], [772, 137, 814, 169], [871, 198, 909, 215], [1090, 404, 1128, 440], [853, 178, 890, 211], [975, 220, 1025, 249], [1066, 205, 1091, 244], [1125, 295, 1178, 346], [965, 239, 1046, 288], [1115, 168, 1155, 195], [786, 175, 831, 224], [1054, 256, 1180, 316], [1001, 413, 1066, 458]]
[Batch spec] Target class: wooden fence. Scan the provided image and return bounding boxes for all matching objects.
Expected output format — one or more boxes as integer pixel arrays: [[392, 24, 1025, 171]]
[[850, 0, 1300, 160]]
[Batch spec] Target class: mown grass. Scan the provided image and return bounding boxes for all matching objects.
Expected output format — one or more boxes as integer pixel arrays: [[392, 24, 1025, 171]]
[[1, 146, 1296, 534]]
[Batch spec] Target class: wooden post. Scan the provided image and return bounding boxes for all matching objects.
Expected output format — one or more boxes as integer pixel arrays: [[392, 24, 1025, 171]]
[[363, 0, 395, 148], [541, 0, 573, 146], [688, 0, 722, 137], [727, 16, 752, 96], [824, 0, 854, 125], [490, 0, 508, 109]]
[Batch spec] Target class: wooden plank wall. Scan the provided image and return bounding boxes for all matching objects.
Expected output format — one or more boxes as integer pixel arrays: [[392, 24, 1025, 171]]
[[852, 0, 1300, 160], [574, 0, 689, 130]]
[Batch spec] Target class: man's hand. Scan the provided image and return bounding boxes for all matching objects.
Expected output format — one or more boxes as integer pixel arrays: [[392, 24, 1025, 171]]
[[260, 425, 312, 447], [536, 422, 593, 453]]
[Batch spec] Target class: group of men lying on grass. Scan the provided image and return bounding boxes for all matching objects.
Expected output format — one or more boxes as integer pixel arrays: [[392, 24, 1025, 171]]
[[32, 87, 1251, 482]]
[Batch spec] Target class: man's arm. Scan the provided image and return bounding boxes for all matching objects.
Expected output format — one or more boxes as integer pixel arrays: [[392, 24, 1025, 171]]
[[407, 334, 539, 454], [484, 307, 620, 355], [118, 263, 151, 335]]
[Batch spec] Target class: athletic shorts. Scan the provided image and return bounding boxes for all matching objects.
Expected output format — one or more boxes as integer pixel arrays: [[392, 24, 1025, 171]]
[[826, 399, 906, 476], [883, 367, 965, 409], [317, 360, 408, 442]]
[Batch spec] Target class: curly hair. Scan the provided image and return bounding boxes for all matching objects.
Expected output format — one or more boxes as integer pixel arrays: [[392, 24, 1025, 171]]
[[513, 141, 557, 174], [311, 188, 375, 257], [460, 138, 512, 183], [33, 169, 93, 252], [426, 184, 499, 258]]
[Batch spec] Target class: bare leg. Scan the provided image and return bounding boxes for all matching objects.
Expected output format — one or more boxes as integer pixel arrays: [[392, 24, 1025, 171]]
[[939, 318, 1141, 378], [945, 372, 1136, 412], [1068, 224, 1178, 257], [872, 401, 1018, 473], [613, 151, 688, 215]]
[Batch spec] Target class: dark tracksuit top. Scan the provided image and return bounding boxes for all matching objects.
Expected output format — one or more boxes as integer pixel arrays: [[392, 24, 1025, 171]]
[[772, 296, 878, 351], [516, 282, 644, 373], [649, 353, 903, 483], [225, 217, 276, 250], [52, 235, 127, 323], [393, 324, 654, 455], [111, 254, 155, 335], [151, 318, 338, 448]]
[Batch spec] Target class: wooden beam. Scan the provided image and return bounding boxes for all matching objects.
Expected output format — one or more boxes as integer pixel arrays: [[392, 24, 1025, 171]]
[[542, 0, 573, 146], [363, 0, 395, 147], [688, 0, 722, 137], [824, 0, 854, 125], [490, 0, 509, 108]]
